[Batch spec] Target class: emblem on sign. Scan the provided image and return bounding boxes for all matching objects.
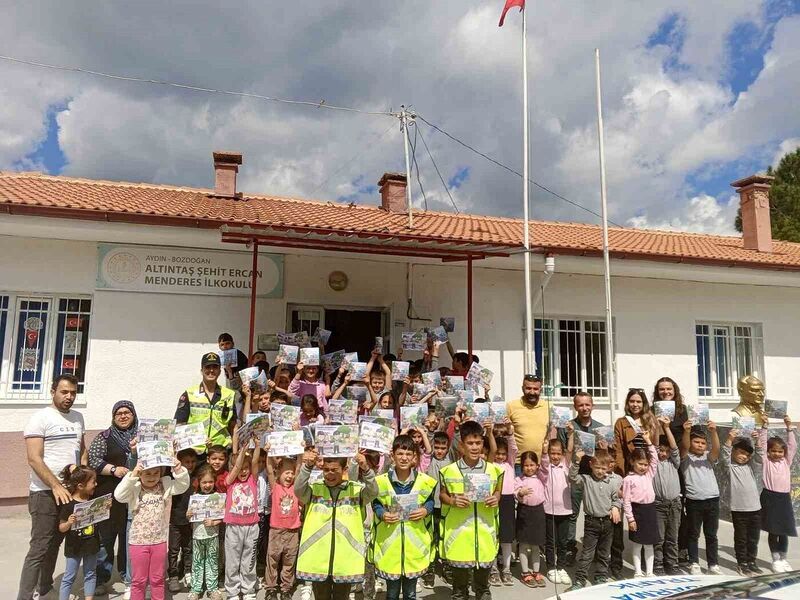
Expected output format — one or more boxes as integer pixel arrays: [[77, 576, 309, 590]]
[[106, 251, 142, 284]]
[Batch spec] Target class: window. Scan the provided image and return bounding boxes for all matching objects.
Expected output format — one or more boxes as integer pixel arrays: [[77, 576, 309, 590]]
[[0, 293, 92, 399], [695, 322, 763, 398], [534, 318, 609, 399]]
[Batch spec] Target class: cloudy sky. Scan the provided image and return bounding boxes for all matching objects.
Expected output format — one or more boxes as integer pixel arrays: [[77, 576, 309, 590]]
[[1, 0, 799, 234]]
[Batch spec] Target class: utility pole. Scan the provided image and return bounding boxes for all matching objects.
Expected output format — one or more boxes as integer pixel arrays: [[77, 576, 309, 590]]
[[400, 105, 414, 228]]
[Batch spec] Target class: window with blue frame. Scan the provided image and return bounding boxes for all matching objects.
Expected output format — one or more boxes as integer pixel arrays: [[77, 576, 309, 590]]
[[0, 294, 92, 398], [695, 322, 763, 398]]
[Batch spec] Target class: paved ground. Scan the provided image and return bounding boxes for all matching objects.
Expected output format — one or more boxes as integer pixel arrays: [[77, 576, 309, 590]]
[[3, 504, 799, 599]]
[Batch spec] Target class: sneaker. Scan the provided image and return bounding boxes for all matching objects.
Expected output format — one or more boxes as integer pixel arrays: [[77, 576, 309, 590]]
[[501, 570, 514, 586], [780, 559, 793, 572], [123, 586, 131, 600], [594, 576, 610, 584], [610, 570, 624, 581], [558, 569, 571, 586], [565, 580, 587, 592], [708, 565, 722, 575], [737, 565, 753, 576], [281, 592, 294, 600], [748, 562, 763, 574], [534, 572, 547, 588], [183, 573, 193, 588], [653, 567, 665, 576], [634, 571, 645, 578], [689, 563, 702, 575], [168, 577, 181, 593], [547, 569, 559, 583], [375, 578, 386, 593], [773, 560, 784, 573], [187, 593, 201, 600], [209, 591, 225, 600], [94, 584, 109, 596], [416, 579, 423, 594], [488, 570, 502, 587], [422, 572, 435, 589], [299, 584, 313, 600]]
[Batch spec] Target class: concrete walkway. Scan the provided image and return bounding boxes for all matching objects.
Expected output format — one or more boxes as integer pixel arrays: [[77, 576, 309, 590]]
[[3, 504, 797, 599]]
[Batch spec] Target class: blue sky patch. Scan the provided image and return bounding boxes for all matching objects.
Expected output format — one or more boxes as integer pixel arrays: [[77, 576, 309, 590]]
[[18, 103, 67, 174], [448, 166, 470, 189]]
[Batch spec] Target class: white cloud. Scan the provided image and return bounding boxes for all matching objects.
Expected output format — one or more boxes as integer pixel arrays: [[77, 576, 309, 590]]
[[773, 137, 800, 166], [0, 0, 797, 236], [627, 194, 739, 234]]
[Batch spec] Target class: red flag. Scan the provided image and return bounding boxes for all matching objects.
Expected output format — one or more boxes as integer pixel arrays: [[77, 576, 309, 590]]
[[499, 0, 525, 27]]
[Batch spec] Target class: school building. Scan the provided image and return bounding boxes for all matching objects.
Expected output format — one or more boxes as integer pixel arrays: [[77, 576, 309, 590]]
[[1, 152, 799, 500]]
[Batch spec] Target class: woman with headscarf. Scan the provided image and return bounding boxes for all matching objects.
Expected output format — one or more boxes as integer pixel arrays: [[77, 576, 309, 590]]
[[88, 400, 138, 596]]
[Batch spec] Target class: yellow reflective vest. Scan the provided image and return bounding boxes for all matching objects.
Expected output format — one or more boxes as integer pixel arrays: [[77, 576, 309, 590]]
[[185, 384, 236, 452], [370, 471, 437, 580], [297, 480, 368, 583], [439, 461, 504, 568]]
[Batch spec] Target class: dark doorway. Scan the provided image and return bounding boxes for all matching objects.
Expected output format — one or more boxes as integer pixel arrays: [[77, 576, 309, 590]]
[[324, 309, 383, 361]]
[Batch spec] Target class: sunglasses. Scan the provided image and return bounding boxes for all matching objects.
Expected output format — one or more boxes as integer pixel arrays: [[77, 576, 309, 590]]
[[523, 374, 541, 382], [628, 388, 644, 394]]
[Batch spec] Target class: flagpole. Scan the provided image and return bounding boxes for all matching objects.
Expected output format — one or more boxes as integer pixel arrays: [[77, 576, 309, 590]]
[[522, 5, 535, 375], [595, 49, 616, 424]]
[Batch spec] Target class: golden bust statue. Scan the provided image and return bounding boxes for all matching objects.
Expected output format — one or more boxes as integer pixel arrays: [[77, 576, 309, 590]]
[[732, 375, 766, 425]]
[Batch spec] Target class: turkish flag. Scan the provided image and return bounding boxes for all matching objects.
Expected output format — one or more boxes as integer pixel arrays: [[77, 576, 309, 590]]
[[499, 0, 525, 26], [63, 357, 79, 370], [66, 317, 83, 329], [26, 330, 39, 348]]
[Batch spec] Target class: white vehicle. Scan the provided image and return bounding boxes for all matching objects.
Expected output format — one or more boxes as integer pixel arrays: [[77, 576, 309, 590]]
[[547, 575, 739, 599]]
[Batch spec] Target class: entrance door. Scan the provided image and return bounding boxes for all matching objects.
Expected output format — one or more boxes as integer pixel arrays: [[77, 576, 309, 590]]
[[287, 305, 387, 361]]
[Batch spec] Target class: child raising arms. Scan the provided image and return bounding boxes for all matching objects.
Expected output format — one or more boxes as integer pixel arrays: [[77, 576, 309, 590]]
[[186, 464, 224, 600], [58, 465, 101, 600]]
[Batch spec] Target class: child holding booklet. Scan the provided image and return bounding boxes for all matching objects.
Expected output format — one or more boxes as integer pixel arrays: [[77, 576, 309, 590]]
[[371, 434, 437, 600], [422, 431, 455, 588], [168, 448, 198, 593], [486, 421, 517, 586], [758, 414, 797, 573], [439, 420, 504, 600], [654, 416, 682, 575], [114, 457, 191, 600], [300, 394, 325, 426], [187, 464, 224, 600], [223, 437, 262, 600], [58, 465, 101, 600], [262, 441, 302, 600], [289, 360, 330, 416], [621, 431, 659, 578]]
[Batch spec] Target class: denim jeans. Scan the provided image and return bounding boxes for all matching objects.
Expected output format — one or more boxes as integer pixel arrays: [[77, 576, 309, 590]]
[[386, 576, 417, 600], [685, 497, 719, 566], [18, 490, 65, 600], [60, 554, 97, 600]]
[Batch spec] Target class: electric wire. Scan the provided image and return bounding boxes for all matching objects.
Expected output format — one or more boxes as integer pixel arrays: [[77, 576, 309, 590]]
[[416, 114, 625, 227], [0, 54, 397, 117], [417, 125, 460, 214], [409, 122, 429, 211]]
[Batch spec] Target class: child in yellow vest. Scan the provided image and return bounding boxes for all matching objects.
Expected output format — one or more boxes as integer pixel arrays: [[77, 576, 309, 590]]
[[439, 420, 504, 600]]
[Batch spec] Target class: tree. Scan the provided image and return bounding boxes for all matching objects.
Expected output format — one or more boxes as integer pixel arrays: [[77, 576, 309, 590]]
[[735, 148, 800, 242]]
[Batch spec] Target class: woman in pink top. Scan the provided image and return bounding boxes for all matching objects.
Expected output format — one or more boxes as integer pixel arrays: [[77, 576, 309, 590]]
[[758, 415, 798, 572], [487, 422, 518, 585], [622, 430, 659, 577], [514, 450, 549, 587], [542, 436, 572, 585], [288, 360, 330, 416]]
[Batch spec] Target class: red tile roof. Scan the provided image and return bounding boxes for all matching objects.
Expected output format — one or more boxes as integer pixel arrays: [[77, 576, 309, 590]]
[[2, 171, 800, 270]]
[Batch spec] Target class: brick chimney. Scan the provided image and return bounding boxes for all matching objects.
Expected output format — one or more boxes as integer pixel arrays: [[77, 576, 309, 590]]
[[731, 174, 775, 253], [378, 172, 407, 212], [213, 151, 243, 198]]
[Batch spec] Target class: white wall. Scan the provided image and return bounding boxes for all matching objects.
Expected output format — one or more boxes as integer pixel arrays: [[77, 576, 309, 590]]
[[2, 224, 800, 432]]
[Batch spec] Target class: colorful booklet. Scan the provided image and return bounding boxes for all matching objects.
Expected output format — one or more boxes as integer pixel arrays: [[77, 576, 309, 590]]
[[328, 399, 358, 424], [359, 420, 395, 454], [372, 408, 396, 420], [457, 390, 476, 404], [187, 493, 225, 522], [732, 414, 756, 437], [238, 366, 260, 386], [435, 396, 459, 418], [309, 469, 325, 485], [138, 418, 176, 443], [270, 404, 301, 431], [138, 440, 174, 469], [299, 347, 320, 366], [344, 385, 369, 405], [310, 327, 332, 345], [466, 362, 494, 387], [72, 493, 113, 529], [444, 376, 465, 393], [217, 348, 239, 368], [688, 403, 710, 425], [278, 332, 311, 348], [595, 426, 615, 446], [440, 317, 455, 333], [267, 430, 305, 457], [575, 430, 596, 457], [549, 405, 572, 429], [359, 415, 397, 432], [314, 424, 359, 458], [250, 371, 269, 394], [390, 493, 421, 521], [391, 361, 410, 381], [765, 399, 788, 419], [277, 344, 299, 365], [400, 404, 428, 430], [341, 352, 359, 371], [374, 337, 384, 353], [401, 330, 427, 351], [463, 473, 493, 502], [237, 414, 272, 449], [349, 361, 369, 381], [465, 402, 491, 421], [653, 401, 676, 420], [421, 371, 442, 390], [428, 325, 448, 343], [173, 422, 207, 451], [411, 383, 430, 398], [321, 350, 346, 375], [490, 401, 507, 423]]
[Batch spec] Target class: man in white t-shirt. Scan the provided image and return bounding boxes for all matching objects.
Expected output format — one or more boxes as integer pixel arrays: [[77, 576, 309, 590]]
[[18, 374, 87, 600]]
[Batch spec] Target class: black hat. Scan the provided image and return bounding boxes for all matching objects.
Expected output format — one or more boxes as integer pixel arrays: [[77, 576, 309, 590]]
[[201, 352, 221, 368]]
